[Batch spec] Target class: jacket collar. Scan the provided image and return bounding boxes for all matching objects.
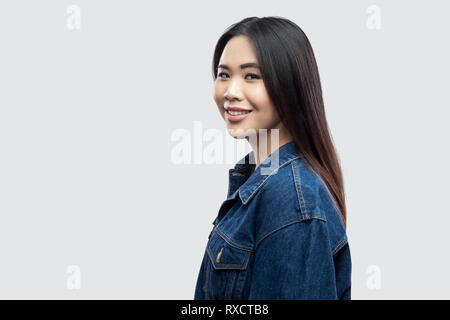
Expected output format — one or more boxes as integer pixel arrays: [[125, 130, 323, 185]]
[[226, 140, 302, 205]]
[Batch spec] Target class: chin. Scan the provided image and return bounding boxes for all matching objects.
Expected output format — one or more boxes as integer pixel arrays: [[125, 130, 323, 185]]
[[226, 126, 257, 140], [227, 129, 246, 139]]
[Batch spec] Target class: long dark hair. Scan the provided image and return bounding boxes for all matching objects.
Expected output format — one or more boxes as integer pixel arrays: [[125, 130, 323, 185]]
[[212, 16, 347, 228]]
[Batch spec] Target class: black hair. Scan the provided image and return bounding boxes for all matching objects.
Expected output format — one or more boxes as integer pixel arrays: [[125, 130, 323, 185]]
[[212, 16, 347, 227]]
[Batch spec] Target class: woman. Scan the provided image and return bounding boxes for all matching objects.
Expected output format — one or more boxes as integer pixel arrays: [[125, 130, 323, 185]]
[[194, 16, 351, 300]]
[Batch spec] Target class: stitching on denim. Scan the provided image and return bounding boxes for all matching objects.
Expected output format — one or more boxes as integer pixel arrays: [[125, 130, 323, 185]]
[[291, 161, 303, 219], [292, 160, 308, 219], [209, 229, 220, 247], [296, 160, 309, 219], [332, 236, 348, 256], [241, 155, 301, 205], [216, 225, 254, 252], [309, 213, 327, 222], [256, 217, 299, 249], [255, 214, 327, 249], [206, 245, 248, 268]]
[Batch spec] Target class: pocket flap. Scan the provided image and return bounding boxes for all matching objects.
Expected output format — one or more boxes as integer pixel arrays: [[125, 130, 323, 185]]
[[207, 231, 251, 270]]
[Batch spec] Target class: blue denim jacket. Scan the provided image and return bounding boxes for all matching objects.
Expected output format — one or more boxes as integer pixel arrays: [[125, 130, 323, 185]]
[[194, 141, 351, 300]]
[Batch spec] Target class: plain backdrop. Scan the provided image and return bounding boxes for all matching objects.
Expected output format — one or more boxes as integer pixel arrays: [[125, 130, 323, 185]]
[[0, 0, 449, 299]]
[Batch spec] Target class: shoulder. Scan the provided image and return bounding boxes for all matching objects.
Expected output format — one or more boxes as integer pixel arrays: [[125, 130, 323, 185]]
[[255, 158, 348, 255], [294, 158, 348, 254]]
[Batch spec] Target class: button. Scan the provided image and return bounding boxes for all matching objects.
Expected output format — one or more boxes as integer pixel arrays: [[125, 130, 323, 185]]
[[216, 247, 223, 263]]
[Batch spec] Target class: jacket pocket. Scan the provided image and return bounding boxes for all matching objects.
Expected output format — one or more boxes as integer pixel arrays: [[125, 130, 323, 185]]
[[204, 230, 251, 299]]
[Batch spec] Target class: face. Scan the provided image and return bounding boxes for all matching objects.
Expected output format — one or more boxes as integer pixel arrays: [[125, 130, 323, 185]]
[[214, 35, 287, 141]]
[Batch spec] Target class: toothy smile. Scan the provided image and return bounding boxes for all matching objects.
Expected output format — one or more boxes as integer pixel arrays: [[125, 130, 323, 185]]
[[227, 110, 251, 116]]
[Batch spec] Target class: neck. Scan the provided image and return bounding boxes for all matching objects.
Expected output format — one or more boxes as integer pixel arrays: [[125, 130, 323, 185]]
[[247, 129, 293, 170]]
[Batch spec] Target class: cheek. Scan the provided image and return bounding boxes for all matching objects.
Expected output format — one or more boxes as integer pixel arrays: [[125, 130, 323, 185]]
[[214, 79, 225, 95], [252, 108, 279, 131], [248, 85, 271, 110], [248, 92, 279, 129], [248, 87, 280, 124], [213, 83, 225, 105]]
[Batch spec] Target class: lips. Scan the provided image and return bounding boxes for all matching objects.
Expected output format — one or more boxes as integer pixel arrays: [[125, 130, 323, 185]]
[[227, 109, 251, 116], [225, 106, 252, 112], [225, 108, 252, 122]]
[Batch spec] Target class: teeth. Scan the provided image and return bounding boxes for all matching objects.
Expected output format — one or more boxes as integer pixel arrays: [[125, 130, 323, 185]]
[[228, 110, 250, 115]]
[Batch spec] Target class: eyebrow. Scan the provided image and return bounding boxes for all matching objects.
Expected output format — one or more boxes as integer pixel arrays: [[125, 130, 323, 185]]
[[217, 63, 260, 70]]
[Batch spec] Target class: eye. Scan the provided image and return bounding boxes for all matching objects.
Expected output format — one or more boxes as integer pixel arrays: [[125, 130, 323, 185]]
[[217, 72, 260, 80], [218, 72, 229, 78], [245, 73, 260, 80]]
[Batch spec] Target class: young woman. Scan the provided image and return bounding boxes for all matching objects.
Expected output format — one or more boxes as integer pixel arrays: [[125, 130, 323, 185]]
[[194, 16, 351, 300]]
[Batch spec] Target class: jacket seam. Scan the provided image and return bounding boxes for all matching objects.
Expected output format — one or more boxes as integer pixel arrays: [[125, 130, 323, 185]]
[[255, 217, 327, 251], [216, 225, 254, 252], [241, 155, 301, 205], [292, 159, 308, 220], [332, 236, 348, 256]]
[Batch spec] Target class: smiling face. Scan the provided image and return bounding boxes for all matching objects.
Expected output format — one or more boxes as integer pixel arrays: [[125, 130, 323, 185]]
[[214, 35, 288, 141]]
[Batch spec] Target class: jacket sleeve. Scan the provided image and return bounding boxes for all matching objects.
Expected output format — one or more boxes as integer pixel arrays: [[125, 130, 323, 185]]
[[248, 218, 351, 300]]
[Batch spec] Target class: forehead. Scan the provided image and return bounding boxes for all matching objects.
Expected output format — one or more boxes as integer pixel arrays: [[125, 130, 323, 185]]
[[219, 35, 258, 66]]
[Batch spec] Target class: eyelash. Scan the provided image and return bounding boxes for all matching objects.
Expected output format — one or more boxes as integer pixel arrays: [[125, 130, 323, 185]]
[[217, 72, 260, 80]]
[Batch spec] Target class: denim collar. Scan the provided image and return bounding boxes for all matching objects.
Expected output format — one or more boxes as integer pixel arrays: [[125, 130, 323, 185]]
[[226, 140, 302, 205]]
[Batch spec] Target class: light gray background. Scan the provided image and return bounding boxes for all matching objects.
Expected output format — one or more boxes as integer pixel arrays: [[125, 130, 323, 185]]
[[0, 0, 448, 299]]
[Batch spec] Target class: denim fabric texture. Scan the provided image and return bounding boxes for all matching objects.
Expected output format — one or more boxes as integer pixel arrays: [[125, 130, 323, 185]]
[[194, 141, 351, 300]]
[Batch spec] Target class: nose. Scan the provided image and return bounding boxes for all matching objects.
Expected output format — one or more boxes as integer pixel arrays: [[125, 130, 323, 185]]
[[224, 78, 242, 101]]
